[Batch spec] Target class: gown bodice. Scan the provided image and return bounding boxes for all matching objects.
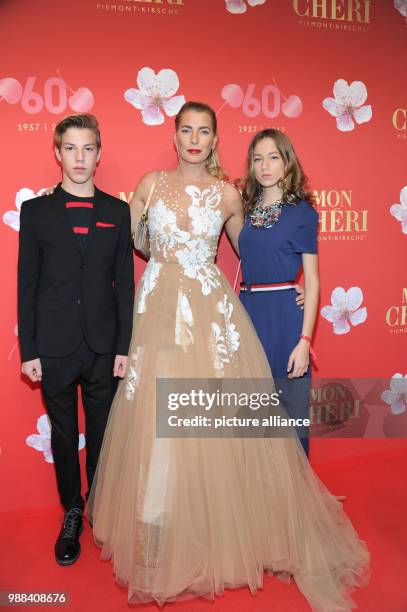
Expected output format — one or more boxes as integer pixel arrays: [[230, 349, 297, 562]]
[[147, 171, 226, 265]]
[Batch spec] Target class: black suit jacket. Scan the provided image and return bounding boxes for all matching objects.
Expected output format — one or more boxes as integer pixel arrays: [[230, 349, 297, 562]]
[[18, 184, 134, 361]]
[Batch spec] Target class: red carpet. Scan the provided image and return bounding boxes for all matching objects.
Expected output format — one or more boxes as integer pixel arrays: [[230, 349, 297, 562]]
[[1, 444, 406, 612]]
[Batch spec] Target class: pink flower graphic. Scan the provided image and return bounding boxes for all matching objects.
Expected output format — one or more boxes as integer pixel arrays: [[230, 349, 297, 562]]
[[381, 374, 407, 415], [124, 67, 185, 126], [3, 187, 46, 232], [321, 287, 367, 335], [394, 0, 407, 17], [225, 0, 266, 13], [322, 79, 372, 132], [390, 186, 407, 234], [26, 414, 85, 463]]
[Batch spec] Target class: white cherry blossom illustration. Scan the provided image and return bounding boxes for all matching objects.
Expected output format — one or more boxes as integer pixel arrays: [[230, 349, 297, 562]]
[[394, 0, 407, 17], [225, 0, 266, 14], [26, 414, 85, 463], [3, 187, 46, 232], [381, 374, 407, 415], [390, 186, 407, 234], [124, 67, 185, 126], [321, 287, 367, 334], [322, 79, 372, 132]]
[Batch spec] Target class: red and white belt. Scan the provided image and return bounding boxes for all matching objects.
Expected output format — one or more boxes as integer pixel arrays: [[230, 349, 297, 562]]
[[240, 281, 296, 293]]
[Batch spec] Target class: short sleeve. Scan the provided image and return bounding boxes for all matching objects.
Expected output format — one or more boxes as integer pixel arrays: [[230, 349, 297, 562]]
[[292, 202, 318, 254]]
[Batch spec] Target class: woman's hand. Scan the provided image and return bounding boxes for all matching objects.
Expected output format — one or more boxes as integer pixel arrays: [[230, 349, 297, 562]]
[[295, 284, 305, 308], [287, 339, 310, 379], [41, 185, 56, 196]]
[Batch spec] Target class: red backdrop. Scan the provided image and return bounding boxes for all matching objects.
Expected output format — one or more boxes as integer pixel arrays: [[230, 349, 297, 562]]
[[1, 0, 406, 514]]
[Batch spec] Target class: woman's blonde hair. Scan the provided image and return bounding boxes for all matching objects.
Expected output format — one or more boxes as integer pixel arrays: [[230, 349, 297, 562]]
[[175, 101, 227, 180], [241, 129, 309, 215]]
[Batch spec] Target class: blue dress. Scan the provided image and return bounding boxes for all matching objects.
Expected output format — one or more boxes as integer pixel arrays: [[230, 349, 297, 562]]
[[239, 200, 318, 455]]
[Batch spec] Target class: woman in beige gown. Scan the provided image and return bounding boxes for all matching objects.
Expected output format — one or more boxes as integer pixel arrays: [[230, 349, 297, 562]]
[[87, 102, 369, 610]]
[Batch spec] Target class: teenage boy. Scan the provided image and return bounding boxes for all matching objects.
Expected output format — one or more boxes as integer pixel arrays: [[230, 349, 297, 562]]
[[18, 114, 134, 565]]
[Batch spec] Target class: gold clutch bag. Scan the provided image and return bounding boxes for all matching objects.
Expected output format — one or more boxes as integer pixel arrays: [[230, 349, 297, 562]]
[[133, 177, 157, 259]]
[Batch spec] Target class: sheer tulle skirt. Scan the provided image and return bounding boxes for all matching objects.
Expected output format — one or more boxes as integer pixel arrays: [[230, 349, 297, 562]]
[[87, 262, 369, 610]]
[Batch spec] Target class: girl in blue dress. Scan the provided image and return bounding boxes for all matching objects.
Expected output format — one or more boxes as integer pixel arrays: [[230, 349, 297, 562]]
[[239, 129, 319, 455]]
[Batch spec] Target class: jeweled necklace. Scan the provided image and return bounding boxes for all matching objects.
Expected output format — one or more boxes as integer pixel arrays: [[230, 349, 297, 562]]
[[250, 192, 284, 229]]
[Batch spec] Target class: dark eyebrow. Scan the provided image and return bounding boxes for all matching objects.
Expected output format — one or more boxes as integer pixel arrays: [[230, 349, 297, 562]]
[[63, 142, 95, 146], [179, 125, 212, 130]]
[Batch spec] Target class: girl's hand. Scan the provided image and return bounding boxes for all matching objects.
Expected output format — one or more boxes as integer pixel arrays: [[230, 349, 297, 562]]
[[287, 340, 310, 379]]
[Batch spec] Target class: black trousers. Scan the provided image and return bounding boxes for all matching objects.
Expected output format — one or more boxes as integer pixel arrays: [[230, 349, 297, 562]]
[[40, 339, 118, 511]]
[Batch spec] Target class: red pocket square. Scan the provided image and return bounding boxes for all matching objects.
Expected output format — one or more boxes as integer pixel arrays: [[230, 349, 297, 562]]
[[96, 221, 116, 228]]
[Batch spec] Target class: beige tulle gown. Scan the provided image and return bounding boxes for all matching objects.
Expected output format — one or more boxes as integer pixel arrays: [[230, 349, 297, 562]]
[[87, 171, 369, 610]]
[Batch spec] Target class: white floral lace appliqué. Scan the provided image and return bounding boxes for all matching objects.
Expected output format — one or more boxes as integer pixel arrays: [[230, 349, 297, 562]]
[[174, 183, 224, 295], [148, 200, 189, 257], [175, 290, 194, 352], [137, 258, 162, 314], [175, 239, 221, 296], [209, 294, 240, 373], [126, 346, 143, 400], [186, 185, 223, 238]]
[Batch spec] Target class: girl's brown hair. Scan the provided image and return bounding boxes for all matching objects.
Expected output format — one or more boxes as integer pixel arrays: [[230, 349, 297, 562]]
[[175, 101, 227, 180], [241, 129, 309, 215]]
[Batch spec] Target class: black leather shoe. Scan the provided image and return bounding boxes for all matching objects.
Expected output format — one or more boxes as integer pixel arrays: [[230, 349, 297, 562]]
[[55, 508, 83, 566]]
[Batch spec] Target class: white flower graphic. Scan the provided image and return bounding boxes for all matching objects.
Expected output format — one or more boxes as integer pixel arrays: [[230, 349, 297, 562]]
[[225, 0, 266, 14], [321, 287, 367, 335], [323, 79, 372, 132], [26, 414, 85, 463], [124, 67, 185, 126], [3, 187, 45, 232], [394, 0, 407, 17], [390, 186, 407, 234], [381, 374, 407, 415]]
